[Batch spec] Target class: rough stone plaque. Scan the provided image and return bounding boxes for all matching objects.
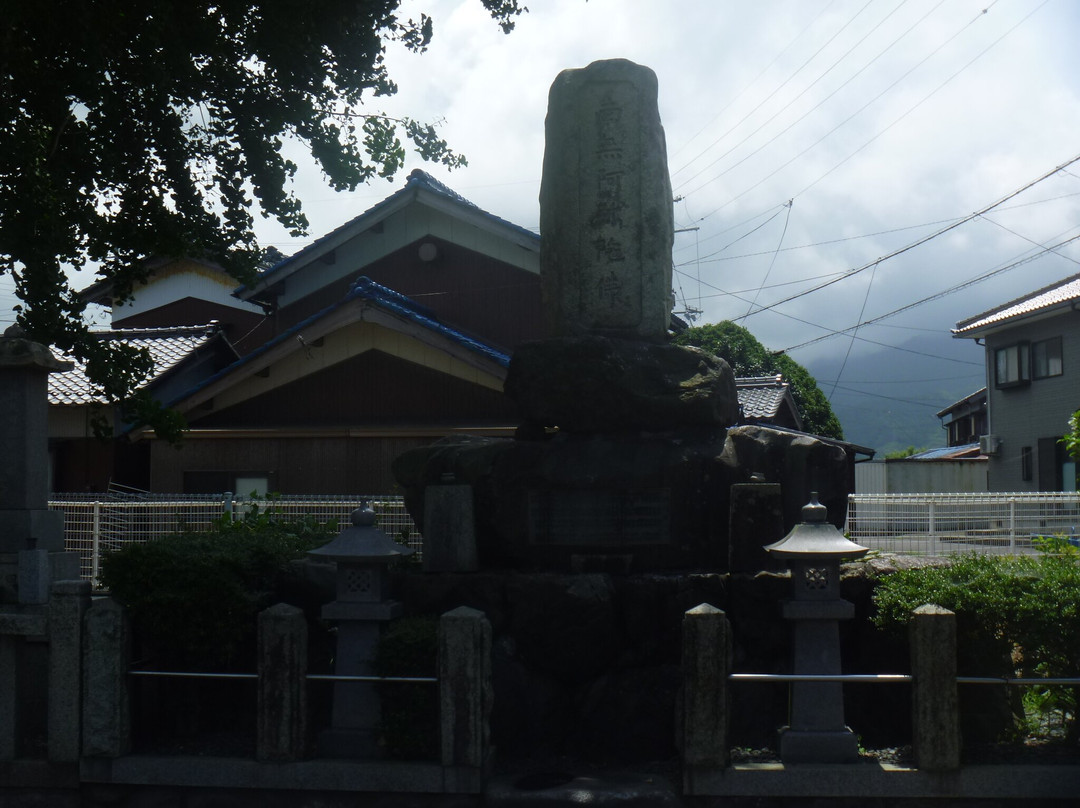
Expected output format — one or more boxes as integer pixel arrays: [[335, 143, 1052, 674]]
[[540, 59, 674, 340], [528, 489, 671, 546]]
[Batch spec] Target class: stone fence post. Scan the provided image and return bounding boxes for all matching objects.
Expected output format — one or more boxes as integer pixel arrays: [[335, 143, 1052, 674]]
[[423, 483, 478, 572], [257, 603, 308, 761], [82, 597, 131, 758], [48, 579, 91, 763], [439, 606, 491, 790], [910, 603, 961, 771], [682, 603, 731, 793]]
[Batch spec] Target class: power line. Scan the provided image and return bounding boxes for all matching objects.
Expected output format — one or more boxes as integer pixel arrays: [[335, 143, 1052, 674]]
[[669, 0, 838, 166], [686, 0, 1010, 219], [736, 151, 1080, 323], [674, 0, 931, 195], [674, 187, 1080, 263], [782, 227, 1080, 353], [671, 0, 871, 181], [744, 199, 794, 319]]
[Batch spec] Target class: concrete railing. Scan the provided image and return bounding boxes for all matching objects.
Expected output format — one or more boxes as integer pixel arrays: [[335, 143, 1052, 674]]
[[78, 599, 492, 792]]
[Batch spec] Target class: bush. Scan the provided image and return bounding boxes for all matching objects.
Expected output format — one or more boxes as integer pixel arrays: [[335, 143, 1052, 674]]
[[100, 505, 334, 671], [872, 552, 1080, 741]]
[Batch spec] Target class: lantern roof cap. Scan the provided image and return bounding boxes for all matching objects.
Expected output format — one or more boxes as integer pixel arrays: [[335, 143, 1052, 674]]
[[307, 503, 414, 562], [764, 493, 869, 560]]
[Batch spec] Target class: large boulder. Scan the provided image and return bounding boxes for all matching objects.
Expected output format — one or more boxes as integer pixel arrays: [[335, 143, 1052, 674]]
[[505, 336, 739, 432]]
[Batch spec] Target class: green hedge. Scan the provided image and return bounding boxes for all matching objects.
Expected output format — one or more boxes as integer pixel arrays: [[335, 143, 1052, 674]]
[[872, 549, 1080, 741], [100, 507, 334, 670]]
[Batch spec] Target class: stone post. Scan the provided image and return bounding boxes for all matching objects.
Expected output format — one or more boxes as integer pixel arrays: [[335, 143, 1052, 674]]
[[910, 603, 961, 771], [48, 579, 91, 762], [423, 483, 478, 573], [0, 327, 71, 557], [82, 597, 131, 758], [728, 483, 784, 573], [682, 603, 731, 786], [257, 603, 308, 761], [0, 634, 17, 760], [439, 606, 492, 776]]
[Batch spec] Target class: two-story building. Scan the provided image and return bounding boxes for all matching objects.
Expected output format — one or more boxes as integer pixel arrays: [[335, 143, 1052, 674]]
[[953, 273, 1080, 491]]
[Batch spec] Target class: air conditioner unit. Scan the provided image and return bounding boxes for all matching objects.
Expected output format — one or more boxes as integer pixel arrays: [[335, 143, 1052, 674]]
[[979, 435, 1001, 456]]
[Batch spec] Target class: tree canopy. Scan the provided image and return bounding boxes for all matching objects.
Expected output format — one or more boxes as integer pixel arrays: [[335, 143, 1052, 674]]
[[674, 321, 844, 439], [0, 0, 524, 438]]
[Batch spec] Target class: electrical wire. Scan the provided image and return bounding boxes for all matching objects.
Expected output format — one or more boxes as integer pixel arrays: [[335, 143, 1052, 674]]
[[736, 151, 1080, 323], [744, 199, 794, 319], [671, 0, 871, 180], [782, 227, 1080, 353], [674, 0, 926, 195]]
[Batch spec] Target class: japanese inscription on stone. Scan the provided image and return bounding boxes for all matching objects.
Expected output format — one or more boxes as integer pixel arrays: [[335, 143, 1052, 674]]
[[527, 489, 671, 546], [539, 59, 674, 339]]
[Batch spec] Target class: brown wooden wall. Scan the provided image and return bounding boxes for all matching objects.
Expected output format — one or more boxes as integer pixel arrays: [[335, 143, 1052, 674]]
[[274, 238, 543, 352], [150, 434, 441, 494], [190, 350, 519, 429]]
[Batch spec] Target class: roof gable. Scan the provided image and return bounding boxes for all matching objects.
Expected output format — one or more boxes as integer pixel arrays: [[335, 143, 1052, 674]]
[[954, 272, 1080, 337], [237, 169, 540, 305], [154, 277, 512, 430], [735, 374, 803, 430]]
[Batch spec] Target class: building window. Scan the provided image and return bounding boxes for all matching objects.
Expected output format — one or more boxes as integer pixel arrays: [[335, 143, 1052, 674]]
[[1032, 337, 1063, 379], [1021, 446, 1033, 481], [995, 343, 1029, 388]]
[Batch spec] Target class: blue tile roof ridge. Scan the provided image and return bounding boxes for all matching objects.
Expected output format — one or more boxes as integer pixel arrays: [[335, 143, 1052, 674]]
[[169, 277, 509, 411], [346, 276, 509, 367], [242, 169, 539, 293]]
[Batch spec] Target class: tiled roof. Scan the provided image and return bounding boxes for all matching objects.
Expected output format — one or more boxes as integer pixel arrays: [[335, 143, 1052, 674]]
[[49, 324, 220, 405], [735, 375, 790, 420], [935, 387, 986, 419], [906, 443, 984, 461], [953, 272, 1080, 335], [168, 276, 510, 409], [239, 169, 540, 296]]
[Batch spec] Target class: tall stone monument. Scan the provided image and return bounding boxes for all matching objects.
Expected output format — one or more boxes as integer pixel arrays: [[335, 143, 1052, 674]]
[[540, 59, 674, 340], [393, 60, 850, 572]]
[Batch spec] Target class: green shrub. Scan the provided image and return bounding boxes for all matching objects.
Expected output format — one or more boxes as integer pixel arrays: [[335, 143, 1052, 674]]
[[373, 616, 439, 759], [100, 506, 334, 670], [872, 552, 1080, 741]]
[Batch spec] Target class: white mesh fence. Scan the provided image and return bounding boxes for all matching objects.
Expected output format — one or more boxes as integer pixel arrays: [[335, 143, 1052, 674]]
[[49, 494, 420, 586], [847, 492, 1080, 555]]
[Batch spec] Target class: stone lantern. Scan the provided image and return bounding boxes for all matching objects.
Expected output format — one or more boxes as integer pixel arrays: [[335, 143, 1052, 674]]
[[308, 503, 413, 757], [764, 493, 868, 764]]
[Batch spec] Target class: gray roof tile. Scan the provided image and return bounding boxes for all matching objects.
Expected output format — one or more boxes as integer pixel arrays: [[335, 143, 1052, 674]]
[[735, 375, 789, 420], [49, 324, 220, 405], [954, 272, 1080, 335]]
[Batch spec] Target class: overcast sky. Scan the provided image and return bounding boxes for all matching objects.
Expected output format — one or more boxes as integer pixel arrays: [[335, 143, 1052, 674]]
[[268, 0, 1080, 392], [8, 0, 1080, 403]]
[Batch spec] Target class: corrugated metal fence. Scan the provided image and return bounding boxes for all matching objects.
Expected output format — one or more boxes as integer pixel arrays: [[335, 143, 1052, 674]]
[[49, 494, 420, 585], [847, 492, 1080, 555]]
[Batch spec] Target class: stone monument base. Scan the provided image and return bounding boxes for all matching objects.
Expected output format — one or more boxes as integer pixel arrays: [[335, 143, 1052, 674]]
[[318, 726, 380, 760], [778, 727, 861, 764], [393, 425, 851, 572], [505, 335, 739, 433]]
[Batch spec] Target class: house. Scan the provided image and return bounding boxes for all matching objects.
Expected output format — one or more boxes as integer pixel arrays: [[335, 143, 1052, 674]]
[[953, 272, 1080, 491], [50, 170, 854, 494], [47, 323, 238, 492], [54, 170, 542, 493], [936, 388, 988, 448], [734, 375, 802, 430]]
